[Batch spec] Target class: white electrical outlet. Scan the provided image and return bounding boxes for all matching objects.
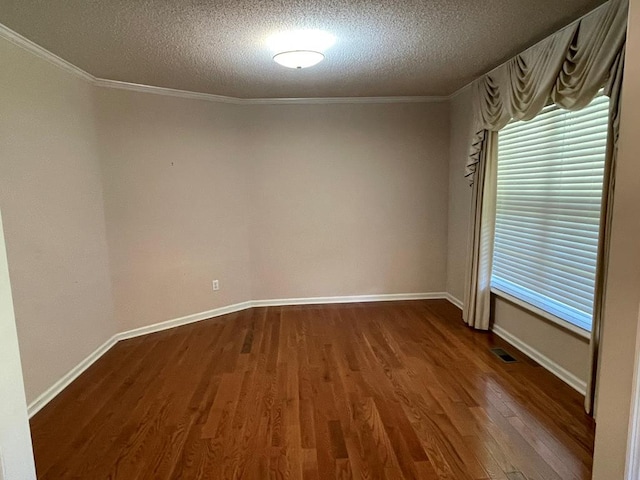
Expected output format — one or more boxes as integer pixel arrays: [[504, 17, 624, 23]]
[[212, 280, 220, 291]]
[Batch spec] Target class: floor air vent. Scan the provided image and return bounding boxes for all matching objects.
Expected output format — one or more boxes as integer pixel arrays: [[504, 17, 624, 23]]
[[490, 347, 518, 363]]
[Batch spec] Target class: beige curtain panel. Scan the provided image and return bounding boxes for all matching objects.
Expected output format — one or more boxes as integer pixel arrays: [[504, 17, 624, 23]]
[[462, 0, 628, 414]]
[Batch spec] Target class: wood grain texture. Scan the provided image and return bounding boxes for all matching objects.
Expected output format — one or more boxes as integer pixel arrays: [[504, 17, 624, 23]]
[[30, 300, 594, 479]]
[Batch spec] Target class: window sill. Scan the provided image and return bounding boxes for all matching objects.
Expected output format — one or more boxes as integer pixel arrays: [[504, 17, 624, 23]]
[[490, 287, 592, 340]]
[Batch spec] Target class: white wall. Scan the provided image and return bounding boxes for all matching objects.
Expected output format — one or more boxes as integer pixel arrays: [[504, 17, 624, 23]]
[[0, 37, 117, 403], [0, 210, 37, 480]]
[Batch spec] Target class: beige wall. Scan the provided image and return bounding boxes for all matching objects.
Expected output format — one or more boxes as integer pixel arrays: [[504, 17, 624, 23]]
[[492, 296, 590, 383], [96, 97, 450, 331], [0, 38, 116, 403], [446, 87, 473, 302], [0, 211, 36, 480], [243, 103, 449, 301], [95, 88, 252, 331], [592, 0, 640, 476]]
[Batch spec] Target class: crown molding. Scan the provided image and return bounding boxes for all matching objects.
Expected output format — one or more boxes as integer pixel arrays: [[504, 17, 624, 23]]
[[240, 95, 449, 105], [93, 78, 244, 104], [94, 78, 449, 104], [1, 21, 453, 105], [0, 23, 96, 83]]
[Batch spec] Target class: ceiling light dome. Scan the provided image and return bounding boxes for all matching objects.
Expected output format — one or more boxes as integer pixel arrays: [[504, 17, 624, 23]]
[[268, 30, 335, 69], [273, 50, 325, 69]]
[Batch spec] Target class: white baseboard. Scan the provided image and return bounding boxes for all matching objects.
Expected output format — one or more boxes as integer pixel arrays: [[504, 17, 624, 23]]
[[27, 302, 254, 417], [27, 292, 461, 417], [116, 301, 253, 341], [27, 335, 119, 417], [491, 324, 587, 395], [117, 293, 450, 342], [445, 293, 463, 310], [252, 292, 447, 307]]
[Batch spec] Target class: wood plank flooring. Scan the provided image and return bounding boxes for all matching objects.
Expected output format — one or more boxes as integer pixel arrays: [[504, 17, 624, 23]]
[[30, 300, 595, 479]]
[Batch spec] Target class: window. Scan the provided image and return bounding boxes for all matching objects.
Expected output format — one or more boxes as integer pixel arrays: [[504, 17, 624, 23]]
[[492, 94, 610, 333]]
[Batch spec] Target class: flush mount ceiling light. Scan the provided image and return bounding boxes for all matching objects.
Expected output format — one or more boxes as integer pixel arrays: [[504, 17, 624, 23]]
[[268, 30, 335, 69], [273, 50, 325, 69]]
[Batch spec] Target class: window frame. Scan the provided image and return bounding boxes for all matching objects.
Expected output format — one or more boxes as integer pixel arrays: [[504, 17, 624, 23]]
[[490, 286, 592, 339]]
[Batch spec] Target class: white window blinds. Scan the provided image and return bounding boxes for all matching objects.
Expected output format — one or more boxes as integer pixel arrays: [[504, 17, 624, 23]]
[[492, 94, 610, 333]]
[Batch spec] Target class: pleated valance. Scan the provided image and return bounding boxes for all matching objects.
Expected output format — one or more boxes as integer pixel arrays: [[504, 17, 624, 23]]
[[465, 0, 628, 181]]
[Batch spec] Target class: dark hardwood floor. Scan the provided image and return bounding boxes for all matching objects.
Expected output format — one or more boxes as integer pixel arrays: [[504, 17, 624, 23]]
[[30, 300, 594, 479]]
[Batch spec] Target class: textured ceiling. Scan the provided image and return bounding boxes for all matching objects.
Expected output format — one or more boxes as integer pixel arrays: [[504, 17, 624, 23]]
[[0, 0, 606, 98]]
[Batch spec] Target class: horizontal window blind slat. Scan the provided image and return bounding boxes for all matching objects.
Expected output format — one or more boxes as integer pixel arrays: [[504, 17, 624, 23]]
[[492, 265, 594, 312], [498, 194, 604, 203], [498, 185, 604, 193], [497, 212, 600, 229], [500, 105, 609, 137], [492, 93, 609, 333], [498, 168, 605, 178], [497, 199, 604, 210], [498, 153, 606, 167], [500, 118, 609, 137], [499, 134, 608, 155], [494, 225, 598, 251], [498, 154, 606, 168], [498, 125, 608, 150], [493, 261, 596, 293], [491, 275, 593, 317], [494, 236, 598, 267], [494, 176, 606, 185], [495, 269, 592, 316], [497, 163, 605, 176], [499, 142, 607, 158], [492, 277, 593, 330], [496, 232, 597, 255], [497, 211, 601, 222], [500, 129, 607, 148], [493, 247, 597, 285], [494, 219, 600, 242]]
